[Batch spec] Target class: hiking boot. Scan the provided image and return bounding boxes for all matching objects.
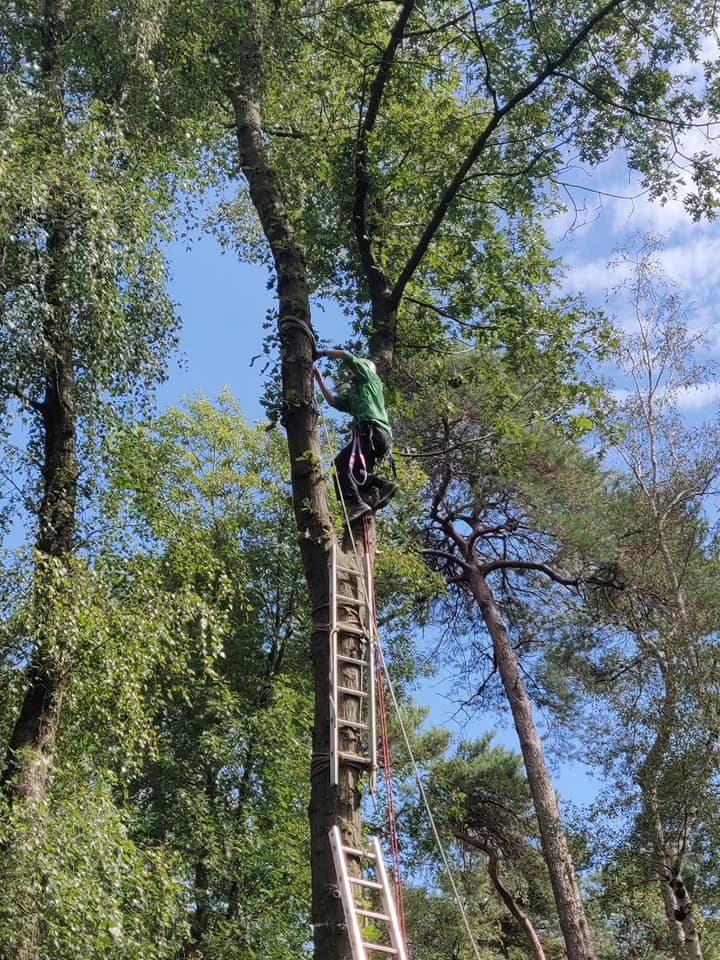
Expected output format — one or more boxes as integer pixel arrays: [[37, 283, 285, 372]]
[[367, 479, 397, 512], [345, 501, 371, 523]]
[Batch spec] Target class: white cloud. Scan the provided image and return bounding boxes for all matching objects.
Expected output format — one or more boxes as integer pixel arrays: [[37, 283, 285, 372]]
[[656, 238, 720, 292], [608, 190, 698, 236], [563, 256, 615, 297], [671, 381, 720, 412]]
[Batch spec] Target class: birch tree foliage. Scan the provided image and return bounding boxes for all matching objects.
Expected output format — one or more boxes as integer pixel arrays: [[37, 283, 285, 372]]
[[0, 548, 211, 957], [0, 5, 177, 387], [533, 243, 720, 958], [99, 393, 315, 959], [0, 0, 211, 502]]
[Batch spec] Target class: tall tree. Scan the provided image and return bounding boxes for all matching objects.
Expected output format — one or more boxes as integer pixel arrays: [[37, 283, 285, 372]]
[[0, 2, 198, 952], [400, 344, 619, 960], [210, 3, 720, 955]]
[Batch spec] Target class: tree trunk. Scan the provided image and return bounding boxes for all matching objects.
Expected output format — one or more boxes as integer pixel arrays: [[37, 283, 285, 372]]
[[1, 0, 76, 799], [644, 770, 702, 960], [229, 83, 368, 960], [667, 863, 702, 960], [466, 567, 596, 960], [0, 14, 78, 960], [635, 671, 704, 959]]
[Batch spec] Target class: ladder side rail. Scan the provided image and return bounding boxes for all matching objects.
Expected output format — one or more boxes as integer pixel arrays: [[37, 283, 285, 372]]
[[364, 543, 377, 791], [371, 837, 408, 960], [367, 637, 377, 793], [330, 542, 339, 786], [330, 826, 368, 960]]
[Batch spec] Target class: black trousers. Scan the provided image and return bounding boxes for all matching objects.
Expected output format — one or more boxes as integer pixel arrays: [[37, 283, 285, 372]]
[[334, 422, 390, 509]]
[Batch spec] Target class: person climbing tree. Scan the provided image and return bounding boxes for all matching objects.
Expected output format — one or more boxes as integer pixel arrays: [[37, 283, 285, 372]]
[[314, 348, 397, 522]]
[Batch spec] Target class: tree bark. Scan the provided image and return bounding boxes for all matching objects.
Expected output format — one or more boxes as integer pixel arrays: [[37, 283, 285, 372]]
[[1, 0, 76, 808], [229, 82, 369, 960], [466, 567, 596, 960], [643, 751, 702, 960]]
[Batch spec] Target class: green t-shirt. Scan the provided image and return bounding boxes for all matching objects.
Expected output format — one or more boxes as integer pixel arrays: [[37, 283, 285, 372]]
[[334, 355, 391, 433]]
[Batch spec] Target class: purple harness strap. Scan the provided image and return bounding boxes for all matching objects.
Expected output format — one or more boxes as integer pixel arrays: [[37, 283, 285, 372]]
[[348, 427, 368, 485]]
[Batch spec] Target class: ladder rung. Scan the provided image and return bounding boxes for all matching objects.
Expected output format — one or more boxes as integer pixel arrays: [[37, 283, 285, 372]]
[[337, 685, 368, 697], [341, 844, 376, 859], [336, 593, 365, 606], [335, 623, 370, 637], [337, 654, 368, 667], [339, 719, 369, 730], [349, 877, 382, 890], [338, 752, 372, 765], [356, 908, 390, 922], [336, 564, 364, 577], [361, 944, 397, 955]]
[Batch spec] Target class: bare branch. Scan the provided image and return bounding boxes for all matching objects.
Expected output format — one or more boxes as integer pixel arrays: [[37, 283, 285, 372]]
[[1, 381, 44, 414]]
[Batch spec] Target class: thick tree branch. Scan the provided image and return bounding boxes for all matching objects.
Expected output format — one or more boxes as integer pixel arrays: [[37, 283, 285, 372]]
[[353, 0, 416, 301], [422, 547, 470, 576], [479, 558, 580, 587]]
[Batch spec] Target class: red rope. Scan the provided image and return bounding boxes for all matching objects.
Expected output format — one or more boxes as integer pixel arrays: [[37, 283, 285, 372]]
[[363, 519, 406, 941]]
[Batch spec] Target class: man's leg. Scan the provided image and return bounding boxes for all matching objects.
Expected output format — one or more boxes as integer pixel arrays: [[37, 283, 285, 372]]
[[365, 475, 397, 511], [358, 424, 396, 511], [334, 439, 371, 519]]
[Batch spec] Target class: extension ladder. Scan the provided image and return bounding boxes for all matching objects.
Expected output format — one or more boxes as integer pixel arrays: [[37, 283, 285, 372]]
[[329, 540, 377, 790], [329, 826, 408, 960]]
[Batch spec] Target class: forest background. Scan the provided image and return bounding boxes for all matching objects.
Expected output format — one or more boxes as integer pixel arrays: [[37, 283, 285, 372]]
[[2, 2, 720, 960]]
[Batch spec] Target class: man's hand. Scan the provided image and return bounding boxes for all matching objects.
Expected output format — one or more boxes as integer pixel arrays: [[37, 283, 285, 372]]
[[313, 365, 337, 407]]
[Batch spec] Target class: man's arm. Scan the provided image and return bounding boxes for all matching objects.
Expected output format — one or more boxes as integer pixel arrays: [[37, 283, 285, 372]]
[[315, 347, 350, 361], [313, 366, 338, 407]]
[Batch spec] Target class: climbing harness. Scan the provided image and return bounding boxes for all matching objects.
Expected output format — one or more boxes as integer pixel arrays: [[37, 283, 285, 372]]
[[348, 427, 369, 487]]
